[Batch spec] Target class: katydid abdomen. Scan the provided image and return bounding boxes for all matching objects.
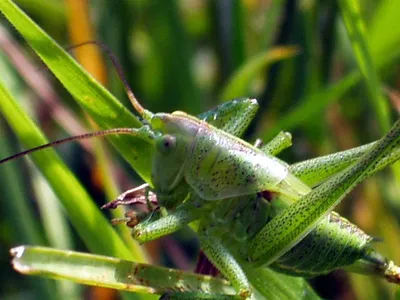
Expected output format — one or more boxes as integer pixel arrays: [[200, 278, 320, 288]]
[[271, 211, 373, 276]]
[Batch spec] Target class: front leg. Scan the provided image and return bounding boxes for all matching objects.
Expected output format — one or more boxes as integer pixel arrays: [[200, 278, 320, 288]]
[[131, 200, 207, 243], [101, 183, 157, 209], [112, 191, 209, 243]]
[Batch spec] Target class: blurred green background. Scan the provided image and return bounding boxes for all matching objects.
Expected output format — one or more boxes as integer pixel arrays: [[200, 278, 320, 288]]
[[1, 0, 400, 299]]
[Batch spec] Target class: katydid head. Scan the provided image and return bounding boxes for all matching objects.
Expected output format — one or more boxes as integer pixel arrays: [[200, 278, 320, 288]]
[[148, 112, 200, 193]]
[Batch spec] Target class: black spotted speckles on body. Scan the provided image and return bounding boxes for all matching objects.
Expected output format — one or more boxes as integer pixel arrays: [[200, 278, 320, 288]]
[[183, 123, 288, 200], [272, 212, 373, 276]]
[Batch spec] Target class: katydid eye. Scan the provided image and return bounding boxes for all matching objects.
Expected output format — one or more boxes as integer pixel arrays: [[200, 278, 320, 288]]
[[157, 135, 176, 152]]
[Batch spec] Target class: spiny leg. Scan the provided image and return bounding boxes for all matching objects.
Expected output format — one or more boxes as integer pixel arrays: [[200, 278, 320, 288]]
[[249, 119, 400, 267], [198, 233, 251, 299], [108, 193, 207, 244], [289, 140, 400, 187], [256, 129, 400, 189], [132, 206, 205, 243], [258, 132, 400, 188]]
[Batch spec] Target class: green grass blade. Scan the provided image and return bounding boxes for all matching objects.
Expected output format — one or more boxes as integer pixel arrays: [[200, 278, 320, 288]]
[[145, 1, 202, 114], [0, 124, 55, 300], [229, 1, 246, 72], [32, 171, 74, 250], [93, 138, 148, 258], [370, 0, 400, 63], [14, 0, 65, 32], [220, 46, 299, 101], [0, 79, 145, 264], [32, 172, 81, 300], [11, 246, 236, 297], [0, 0, 154, 183], [339, 0, 390, 132]]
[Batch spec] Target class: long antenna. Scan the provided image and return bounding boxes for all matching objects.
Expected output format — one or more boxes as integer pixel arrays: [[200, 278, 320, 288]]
[[69, 41, 153, 121], [0, 128, 139, 165], [1, 42, 155, 164]]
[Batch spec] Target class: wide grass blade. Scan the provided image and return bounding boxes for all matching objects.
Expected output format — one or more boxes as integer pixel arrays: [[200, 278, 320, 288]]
[[11, 246, 236, 297]]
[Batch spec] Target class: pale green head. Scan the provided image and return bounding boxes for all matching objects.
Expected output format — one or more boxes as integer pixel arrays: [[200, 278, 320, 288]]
[[149, 112, 200, 193]]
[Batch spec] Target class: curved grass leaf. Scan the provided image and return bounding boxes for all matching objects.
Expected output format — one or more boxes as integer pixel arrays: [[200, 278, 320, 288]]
[[0, 0, 154, 184], [220, 47, 299, 101]]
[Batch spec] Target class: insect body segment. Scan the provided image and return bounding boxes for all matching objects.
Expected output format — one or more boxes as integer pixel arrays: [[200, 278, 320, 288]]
[[271, 211, 373, 276], [185, 125, 288, 200], [150, 109, 307, 202]]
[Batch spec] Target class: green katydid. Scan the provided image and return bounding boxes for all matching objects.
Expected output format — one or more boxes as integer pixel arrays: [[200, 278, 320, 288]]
[[134, 106, 400, 299], [1, 42, 400, 299], [121, 106, 400, 299], [3, 96, 400, 299]]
